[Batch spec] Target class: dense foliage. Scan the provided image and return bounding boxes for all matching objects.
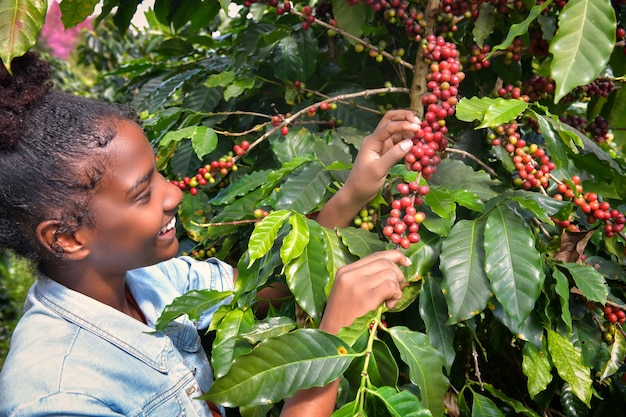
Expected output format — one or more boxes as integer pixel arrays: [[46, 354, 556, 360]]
[[2, 0, 626, 415]]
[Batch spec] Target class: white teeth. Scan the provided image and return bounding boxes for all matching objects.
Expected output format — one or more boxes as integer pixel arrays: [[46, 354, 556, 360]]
[[160, 217, 176, 235]]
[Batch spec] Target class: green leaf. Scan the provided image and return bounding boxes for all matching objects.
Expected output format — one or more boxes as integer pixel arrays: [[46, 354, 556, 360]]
[[238, 316, 297, 344], [205, 329, 354, 407], [455, 97, 529, 128], [368, 386, 433, 417], [247, 210, 292, 266], [403, 231, 441, 281], [275, 163, 331, 214], [320, 223, 355, 296], [154, 289, 233, 332], [337, 226, 388, 259], [212, 308, 256, 379], [600, 329, 626, 380], [420, 277, 456, 372], [486, 189, 569, 223], [389, 327, 449, 417], [491, 299, 544, 347], [560, 382, 590, 417], [552, 268, 573, 334], [346, 339, 399, 389], [549, 0, 616, 102], [331, 0, 367, 41], [0, 0, 47, 70], [223, 76, 256, 101], [424, 187, 456, 219], [191, 126, 218, 159], [285, 229, 329, 322], [273, 30, 318, 82], [470, 390, 505, 417], [472, 3, 495, 47], [440, 219, 490, 324], [429, 158, 501, 202], [205, 70, 235, 87], [59, 0, 98, 28], [479, 383, 542, 417], [146, 68, 202, 112], [211, 170, 272, 206], [558, 262, 608, 303], [269, 128, 315, 164], [332, 402, 360, 417], [488, 1, 553, 56], [261, 156, 314, 194], [547, 330, 593, 406], [484, 206, 544, 324], [280, 213, 310, 266], [159, 126, 217, 159], [522, 342, 553, 399]]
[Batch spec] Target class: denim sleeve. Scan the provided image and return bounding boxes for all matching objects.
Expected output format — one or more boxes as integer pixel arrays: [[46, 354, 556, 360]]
[[8, 393, 124, 416], [159, 256, 235, 329]]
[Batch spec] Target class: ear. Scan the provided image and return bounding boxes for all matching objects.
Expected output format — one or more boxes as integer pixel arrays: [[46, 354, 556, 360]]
[[36, 220, 90, 260]]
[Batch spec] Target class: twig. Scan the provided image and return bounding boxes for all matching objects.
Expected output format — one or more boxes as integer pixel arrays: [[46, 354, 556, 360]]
[[241, 87, 410, 156], [191, 219, 259, 228], [533, 218, 551, 239], [471, 338, 483, 389], [445, 148, 499, 177], [289, 9, 414, 71]]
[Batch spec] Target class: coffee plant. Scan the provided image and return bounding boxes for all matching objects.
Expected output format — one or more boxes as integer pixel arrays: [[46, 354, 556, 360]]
[[3, 0, 626, 415]]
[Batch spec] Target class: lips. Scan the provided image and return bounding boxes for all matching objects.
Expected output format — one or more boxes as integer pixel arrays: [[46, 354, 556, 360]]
[[159, 217, 176, 235]]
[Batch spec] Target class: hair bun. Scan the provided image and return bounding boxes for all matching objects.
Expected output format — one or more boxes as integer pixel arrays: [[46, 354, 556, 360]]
[[0, 51, 53, 150]]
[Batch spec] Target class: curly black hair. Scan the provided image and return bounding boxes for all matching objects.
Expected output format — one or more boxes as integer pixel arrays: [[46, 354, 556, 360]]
[[0, 52, 139, 267]]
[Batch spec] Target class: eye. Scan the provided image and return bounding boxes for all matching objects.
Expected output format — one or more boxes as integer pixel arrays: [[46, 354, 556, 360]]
[[138, 189, 152, 204]]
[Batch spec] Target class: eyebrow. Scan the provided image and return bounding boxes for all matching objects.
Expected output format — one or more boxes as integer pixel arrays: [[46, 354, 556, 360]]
[[126, 169, 154, 197]]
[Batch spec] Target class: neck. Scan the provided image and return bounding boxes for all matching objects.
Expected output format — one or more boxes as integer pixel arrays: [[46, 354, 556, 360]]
[[43, 261, 143, 322]]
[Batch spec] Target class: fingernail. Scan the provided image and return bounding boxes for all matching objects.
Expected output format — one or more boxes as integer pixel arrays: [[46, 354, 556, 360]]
[[405, 256, 412, 265], [399, 139, 412, 151]]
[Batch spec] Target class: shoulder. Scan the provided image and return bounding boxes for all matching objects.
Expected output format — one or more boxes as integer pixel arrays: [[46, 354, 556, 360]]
[[129, 256, 234, 294]]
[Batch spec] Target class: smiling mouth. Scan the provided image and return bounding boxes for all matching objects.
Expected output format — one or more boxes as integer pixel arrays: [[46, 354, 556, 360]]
[[159, 217, 176, 235]]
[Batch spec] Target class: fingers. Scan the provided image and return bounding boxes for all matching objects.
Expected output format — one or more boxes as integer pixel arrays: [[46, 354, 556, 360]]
[[377, 109, 420, 126], [336, 250, 411, 275], [372, 116, 422, 143]]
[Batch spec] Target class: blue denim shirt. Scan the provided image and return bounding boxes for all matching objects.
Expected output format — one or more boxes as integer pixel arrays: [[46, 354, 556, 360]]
[[0, 256, 234, 417]]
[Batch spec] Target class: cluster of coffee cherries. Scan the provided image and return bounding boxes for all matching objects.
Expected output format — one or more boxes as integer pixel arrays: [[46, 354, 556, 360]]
[[488, 122, 556, 191], [561, 114, 611, 144], [382, 35, 463, 249], [438, 0, 525, 19], [602, 304, 626, 325], [383, 182, 429, 249], [552, 176, 626, 237], [467, 43, 491, 71], [496, 83, 529, 101], [170, 141, 250, 195], [353, 207, 376, 231], [586, 301, 626, 344], [189, 246, 217, 260]]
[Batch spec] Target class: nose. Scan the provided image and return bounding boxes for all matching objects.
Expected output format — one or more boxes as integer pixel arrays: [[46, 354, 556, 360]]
[[163, 175, 183, 212]]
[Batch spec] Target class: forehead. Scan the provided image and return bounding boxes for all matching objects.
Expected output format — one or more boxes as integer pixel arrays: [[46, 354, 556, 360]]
[[99, 119, 155, 191]]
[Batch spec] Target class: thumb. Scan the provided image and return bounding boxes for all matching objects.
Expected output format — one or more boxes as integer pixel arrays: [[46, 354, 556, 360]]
[[378, 139, 413, 172]]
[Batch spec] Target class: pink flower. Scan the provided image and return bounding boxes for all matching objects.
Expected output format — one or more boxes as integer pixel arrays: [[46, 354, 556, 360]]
[[38, 1, 93, 59]]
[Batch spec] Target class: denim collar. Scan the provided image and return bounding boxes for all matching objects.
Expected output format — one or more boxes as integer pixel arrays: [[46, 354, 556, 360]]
[[34, 275, 172, 373]]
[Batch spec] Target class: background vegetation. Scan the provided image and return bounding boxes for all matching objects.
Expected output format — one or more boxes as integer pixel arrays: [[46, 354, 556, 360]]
[[2, 0, 626, 416]]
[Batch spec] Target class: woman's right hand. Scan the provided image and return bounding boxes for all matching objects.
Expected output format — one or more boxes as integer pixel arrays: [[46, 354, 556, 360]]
[[319, 250, 412, 335]]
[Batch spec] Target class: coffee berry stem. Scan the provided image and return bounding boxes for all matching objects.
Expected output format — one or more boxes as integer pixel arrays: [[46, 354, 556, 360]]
[[288, 8, 414, 71], [243, 87, 413, 153], [352, 305, 386, 413], [191, 219, 259, 228]]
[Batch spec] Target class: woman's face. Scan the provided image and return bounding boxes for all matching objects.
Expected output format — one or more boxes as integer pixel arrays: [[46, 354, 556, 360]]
[[81, 118, 183, 275]]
